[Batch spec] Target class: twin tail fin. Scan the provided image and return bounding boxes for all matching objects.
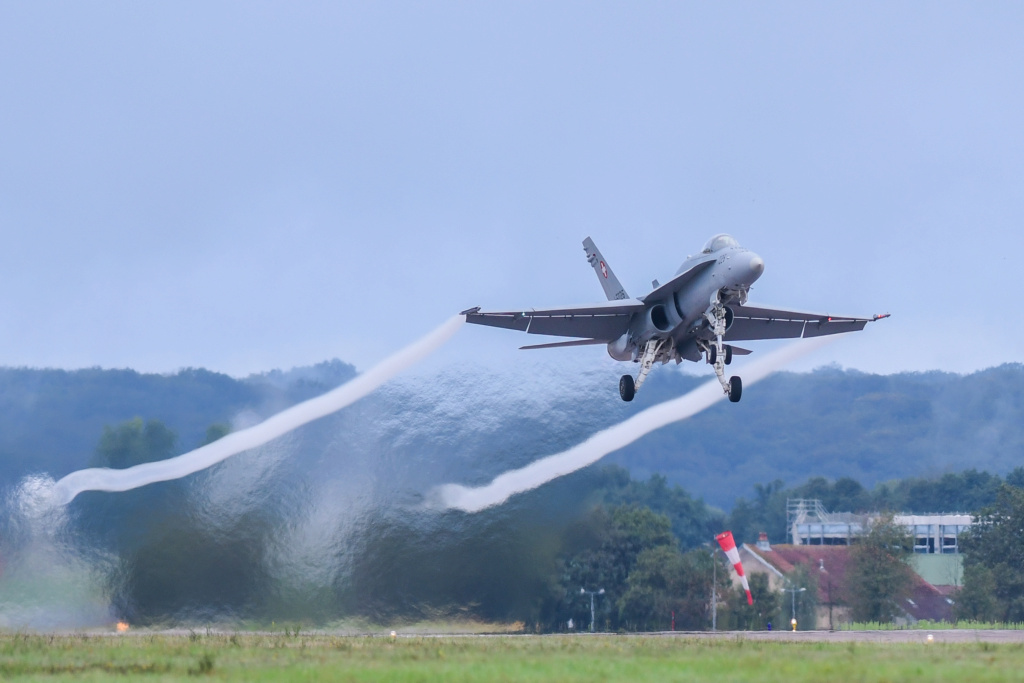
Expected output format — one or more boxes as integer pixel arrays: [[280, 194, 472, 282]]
[[582, 237, 629, 301]]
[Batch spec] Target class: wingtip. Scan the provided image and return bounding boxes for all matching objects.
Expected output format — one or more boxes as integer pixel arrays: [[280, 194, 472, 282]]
[[460, 306, 481, 316], [872, 313, 891, 321]]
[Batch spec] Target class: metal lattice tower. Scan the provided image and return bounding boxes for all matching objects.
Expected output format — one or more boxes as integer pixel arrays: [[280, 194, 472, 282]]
[[786, 498, 832, 544]]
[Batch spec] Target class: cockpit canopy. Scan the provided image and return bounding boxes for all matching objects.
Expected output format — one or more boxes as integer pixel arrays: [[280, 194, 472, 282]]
[[701, 233, 740, 254]]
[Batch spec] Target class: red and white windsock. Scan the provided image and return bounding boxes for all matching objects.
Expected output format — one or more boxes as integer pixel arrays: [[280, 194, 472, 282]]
[[716, 530, 753, 605]]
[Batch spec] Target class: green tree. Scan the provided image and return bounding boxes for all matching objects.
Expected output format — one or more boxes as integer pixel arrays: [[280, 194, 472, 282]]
[[955, 564, 999, 622], [726, 572, 781, 631], [556, 505, 676, 631], [958, 485, 1024, 622], [203, 423, 231, 445], [727, 479, 788, 544], [829, 477, 871, 512], [616, 546, 729, 631], [92, 417, 177, 468], [617, 545, 684, 631], [884, 470, 1003, 513], [594, 466, 725, 550], [1006, 467, 1024, 490], [676, 549, 731, 631], [846, 513, 914, 622]]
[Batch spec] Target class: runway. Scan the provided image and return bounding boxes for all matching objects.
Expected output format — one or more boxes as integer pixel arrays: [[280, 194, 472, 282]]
[[647, 629, 1024, 643], [63, 628, 1024, 644]]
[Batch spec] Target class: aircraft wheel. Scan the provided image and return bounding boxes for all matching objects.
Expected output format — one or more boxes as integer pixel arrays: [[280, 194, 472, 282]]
[[728, 376, 742, 403], [724, 345, 733, 365], [619, 375, 635, 402], [708, 346, 717, 364]]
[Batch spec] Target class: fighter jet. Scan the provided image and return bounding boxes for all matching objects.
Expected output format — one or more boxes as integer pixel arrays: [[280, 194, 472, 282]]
[[462, 234, 888, 402]]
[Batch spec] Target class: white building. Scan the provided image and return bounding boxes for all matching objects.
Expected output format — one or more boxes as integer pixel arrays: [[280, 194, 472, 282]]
[[787, 499, 972, 554]]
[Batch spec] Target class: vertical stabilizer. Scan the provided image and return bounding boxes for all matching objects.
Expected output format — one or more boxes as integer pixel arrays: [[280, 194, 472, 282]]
[[582, 237, 629, 301]]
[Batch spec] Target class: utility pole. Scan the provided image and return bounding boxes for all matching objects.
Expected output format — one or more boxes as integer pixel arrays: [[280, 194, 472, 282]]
[[820, 559, 833, 631], [711, 547, 718, 632], [580, 588, 605, 633]]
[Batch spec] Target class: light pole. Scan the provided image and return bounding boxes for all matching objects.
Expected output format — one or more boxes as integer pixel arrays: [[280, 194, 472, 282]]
[[711, 547, 718, 632], [580, 588, 605, 633], [820, 559, 834, 631], [784, 584, 806, 631]]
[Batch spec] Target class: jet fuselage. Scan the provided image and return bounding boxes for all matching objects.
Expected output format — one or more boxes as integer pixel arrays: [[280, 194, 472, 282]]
[[611, 236, 765, 364]]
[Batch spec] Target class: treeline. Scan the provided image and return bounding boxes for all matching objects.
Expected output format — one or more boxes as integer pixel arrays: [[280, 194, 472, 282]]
[[595, 465, 1024, 548], [616, 363, 1024, 508], [54, 416, 1023, 629], [0, 360, 355, 486]]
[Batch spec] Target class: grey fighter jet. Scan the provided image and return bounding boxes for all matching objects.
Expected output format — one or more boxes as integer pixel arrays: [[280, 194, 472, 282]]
[[462, 234, 888, 402]]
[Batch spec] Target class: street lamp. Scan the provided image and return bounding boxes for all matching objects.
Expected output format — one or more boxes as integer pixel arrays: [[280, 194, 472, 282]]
[[580, 587, 605, 633], [784, 584, 807, 630]]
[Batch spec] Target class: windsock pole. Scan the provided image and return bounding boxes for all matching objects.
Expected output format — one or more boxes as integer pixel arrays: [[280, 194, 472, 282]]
[[716, 530, 753, 605]]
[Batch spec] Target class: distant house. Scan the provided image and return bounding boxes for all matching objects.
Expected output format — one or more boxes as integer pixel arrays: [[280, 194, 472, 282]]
[[735, 533, 956, 628]]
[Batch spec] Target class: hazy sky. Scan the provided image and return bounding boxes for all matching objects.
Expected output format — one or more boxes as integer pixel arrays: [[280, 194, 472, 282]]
[[2, 3, 1022, 377]]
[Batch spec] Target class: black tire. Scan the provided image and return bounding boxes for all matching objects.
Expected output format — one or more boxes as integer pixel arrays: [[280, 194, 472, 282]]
[[619, 375, 635, 402], [708, 346, 717, 364], [728, 376, 742, 403], [724, 345, 733, 365]]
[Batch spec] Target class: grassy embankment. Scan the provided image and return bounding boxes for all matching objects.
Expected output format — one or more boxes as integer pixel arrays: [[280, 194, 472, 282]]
[[2, 633, 1023, 682]]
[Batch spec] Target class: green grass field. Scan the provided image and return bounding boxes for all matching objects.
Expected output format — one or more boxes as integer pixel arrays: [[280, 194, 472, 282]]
[[1, 632, 1022, 682]]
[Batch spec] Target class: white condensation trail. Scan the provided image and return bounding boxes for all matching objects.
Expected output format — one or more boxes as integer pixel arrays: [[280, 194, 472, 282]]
[[434, 336, 835, 513], [51, 315, 465, 506]]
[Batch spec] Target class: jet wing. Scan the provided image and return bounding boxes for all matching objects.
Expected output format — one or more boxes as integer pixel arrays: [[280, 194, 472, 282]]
[[725, 303, 883, 341], [464, 299, 644, 340]]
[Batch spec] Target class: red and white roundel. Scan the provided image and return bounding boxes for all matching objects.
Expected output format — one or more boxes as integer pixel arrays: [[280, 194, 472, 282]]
[[600, 261, 608, 278]]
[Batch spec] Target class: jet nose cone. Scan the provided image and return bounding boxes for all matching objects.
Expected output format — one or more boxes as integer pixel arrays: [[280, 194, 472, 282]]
[[748, 254, 764, 280]]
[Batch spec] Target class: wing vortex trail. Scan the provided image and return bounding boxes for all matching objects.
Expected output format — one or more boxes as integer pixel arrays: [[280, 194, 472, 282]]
[[50, 315, 465, 506], [432, 336, 835, 513]]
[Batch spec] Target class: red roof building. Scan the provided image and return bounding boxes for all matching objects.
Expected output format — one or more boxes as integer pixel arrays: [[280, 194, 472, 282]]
[[735, 534, 954, 628]]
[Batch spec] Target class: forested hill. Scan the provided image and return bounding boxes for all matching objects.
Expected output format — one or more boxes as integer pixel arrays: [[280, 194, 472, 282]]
[[0, 360, 355, 485], [611, 363, 1024, 507], [0, 361, 1022, 508]]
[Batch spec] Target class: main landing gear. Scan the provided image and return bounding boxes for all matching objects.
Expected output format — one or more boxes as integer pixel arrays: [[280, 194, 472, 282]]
[[703, 300, 742, 403], [619, 375, 635, 402], [619, 338, 668, 402]]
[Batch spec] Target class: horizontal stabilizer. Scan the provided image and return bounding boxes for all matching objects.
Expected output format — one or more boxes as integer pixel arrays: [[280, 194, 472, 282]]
[[520, 338, 606, 350]]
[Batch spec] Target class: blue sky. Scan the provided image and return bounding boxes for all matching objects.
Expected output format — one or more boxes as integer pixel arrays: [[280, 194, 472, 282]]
[[1, 3, 1022, 376]]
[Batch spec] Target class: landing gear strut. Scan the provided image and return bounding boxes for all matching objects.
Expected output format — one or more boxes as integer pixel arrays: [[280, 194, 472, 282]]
[[703, 297, 742, 403], [619, 338, 668, 402]]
